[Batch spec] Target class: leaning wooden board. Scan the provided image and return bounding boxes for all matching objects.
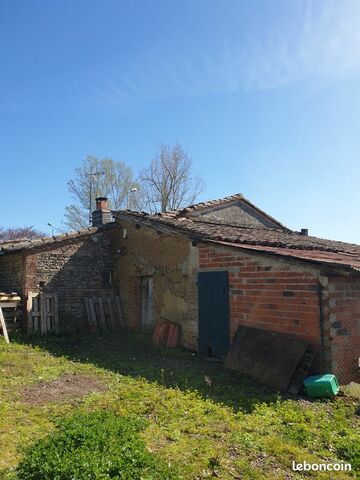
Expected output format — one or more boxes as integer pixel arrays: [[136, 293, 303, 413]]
[[0, 307, 10, 343], [84, 295, 124, 330]]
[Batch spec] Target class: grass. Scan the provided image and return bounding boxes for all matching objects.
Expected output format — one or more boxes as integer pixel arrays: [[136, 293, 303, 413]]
[[0, 329, 359, 479]]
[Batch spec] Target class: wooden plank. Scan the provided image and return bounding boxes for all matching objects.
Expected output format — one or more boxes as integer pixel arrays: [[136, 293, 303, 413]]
[[0, 295, 21, 301], [106, 297, 116, 330], [115, 296, 124, 326], [97, 297, 107, 329], [27, 292, 34, 333], [53, 294, 59, 334], [0, 301, 19, 308], [0, 307, 10, 343], [40, 293, 47, 334], [45, 294, 51, 332], [88, 297, 97, 328], [84, 298, 92, 326]]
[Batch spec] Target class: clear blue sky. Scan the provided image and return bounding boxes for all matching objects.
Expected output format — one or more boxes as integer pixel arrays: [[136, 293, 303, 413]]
[[1, 0, 360, 242]]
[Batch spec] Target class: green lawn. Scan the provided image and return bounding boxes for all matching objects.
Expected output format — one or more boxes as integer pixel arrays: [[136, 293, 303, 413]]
[[0, 330, 359, 479]]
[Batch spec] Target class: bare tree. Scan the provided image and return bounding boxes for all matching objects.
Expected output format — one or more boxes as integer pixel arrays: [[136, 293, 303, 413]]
[[0, 226, 46, 242], [64, 155, 140, 230], [139, 143, 205, 213]]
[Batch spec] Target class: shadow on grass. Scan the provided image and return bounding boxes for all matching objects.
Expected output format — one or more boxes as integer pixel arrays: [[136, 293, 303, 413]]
[[14, 329, 280, 413]]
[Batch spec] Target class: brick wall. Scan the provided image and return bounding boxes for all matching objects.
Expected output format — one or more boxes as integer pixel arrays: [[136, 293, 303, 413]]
[[198, 244, 322, 349], [325, 277, 360, 383]]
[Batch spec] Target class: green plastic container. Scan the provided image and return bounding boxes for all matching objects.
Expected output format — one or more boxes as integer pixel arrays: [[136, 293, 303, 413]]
[[303, 374, 340, 398]]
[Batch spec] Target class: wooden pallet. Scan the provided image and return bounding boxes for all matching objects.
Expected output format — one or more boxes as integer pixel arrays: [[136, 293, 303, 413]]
[[27, 292, 59, 334], [84, 295, 124, 330]]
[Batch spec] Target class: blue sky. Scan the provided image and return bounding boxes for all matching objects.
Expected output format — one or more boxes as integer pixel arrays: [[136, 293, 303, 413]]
[[1, 0, 360, 242]]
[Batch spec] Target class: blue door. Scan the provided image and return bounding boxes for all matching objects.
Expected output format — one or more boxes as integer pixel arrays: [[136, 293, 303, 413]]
[[198, 271, 230, 357]]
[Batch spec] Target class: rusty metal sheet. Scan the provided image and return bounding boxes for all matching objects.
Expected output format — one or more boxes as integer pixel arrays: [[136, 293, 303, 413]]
[[225, 326, 309, 391]]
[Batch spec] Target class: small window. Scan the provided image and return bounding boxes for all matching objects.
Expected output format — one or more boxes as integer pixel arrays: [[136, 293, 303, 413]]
[[103, 270, 113, 287]]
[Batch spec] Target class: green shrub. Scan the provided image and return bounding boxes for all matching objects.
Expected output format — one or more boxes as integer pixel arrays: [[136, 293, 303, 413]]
[[17, 411, 178, 480]]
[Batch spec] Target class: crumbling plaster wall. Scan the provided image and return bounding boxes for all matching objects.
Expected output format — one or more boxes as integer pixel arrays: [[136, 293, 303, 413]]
[[112, 221, 198, 349]]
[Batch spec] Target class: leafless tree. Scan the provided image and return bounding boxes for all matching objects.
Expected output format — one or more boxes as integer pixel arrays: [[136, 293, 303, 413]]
[[64, 155, 140, 230], [0, 226, 46, 242], [139, 143, 205, 213]]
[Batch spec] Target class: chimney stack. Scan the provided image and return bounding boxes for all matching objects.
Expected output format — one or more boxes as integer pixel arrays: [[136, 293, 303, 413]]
[[92, 197, 112, 226]]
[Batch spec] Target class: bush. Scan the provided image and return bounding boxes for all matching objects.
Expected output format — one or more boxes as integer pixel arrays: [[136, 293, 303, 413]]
[[17, 411, 178, 480]]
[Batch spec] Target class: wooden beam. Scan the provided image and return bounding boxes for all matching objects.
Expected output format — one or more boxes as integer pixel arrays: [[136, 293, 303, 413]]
[[40, 293, 47, 334], [53, 294, 59, 334], [97, 297, 106, 329], [106, 297, 116, 330], [88, 297, 97, 328], [26, 292, 33, 334], [84, 298, 92, 326], [115, 296, 124, 326], [0, 307, 10, 343]]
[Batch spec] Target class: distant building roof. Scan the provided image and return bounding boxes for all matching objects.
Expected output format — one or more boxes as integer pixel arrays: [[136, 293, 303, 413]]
[[155, 193, 288, 230]]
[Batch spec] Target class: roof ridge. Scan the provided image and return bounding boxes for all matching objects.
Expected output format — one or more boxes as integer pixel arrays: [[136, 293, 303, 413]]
[[0, 223, 116, 254], [156, 193, 244, 217]]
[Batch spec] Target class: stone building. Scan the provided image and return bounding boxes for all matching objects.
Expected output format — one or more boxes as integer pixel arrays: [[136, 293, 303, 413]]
[[0, 194, 359, 384], [0, 198, 117, 331]]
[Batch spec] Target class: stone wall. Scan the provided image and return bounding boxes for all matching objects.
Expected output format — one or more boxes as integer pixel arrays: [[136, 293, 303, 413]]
[[0, 230, 117, 331], [193, 200, 281, 228], [0, 253, 24, 295], [112, 221, 198, 349], [26, 231, 115, 330]]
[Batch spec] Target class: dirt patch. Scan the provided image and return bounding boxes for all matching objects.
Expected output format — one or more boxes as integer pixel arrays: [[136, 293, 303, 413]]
[[20, 373, 106, 405]]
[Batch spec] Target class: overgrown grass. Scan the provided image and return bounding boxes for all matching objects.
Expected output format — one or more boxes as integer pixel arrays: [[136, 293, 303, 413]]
[[0, 330, 359, 479], [17, 412, 178, 480]]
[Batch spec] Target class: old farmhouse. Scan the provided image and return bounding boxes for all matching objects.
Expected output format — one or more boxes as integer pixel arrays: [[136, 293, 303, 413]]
[[0, 194, 359, 385]]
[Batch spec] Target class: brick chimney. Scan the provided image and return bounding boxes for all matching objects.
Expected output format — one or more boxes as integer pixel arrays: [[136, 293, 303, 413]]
[[92, 197, 112, 226]]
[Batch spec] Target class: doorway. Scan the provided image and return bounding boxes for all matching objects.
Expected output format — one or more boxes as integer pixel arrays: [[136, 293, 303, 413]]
[[198, 271, 230, 357], [141, 276, 154, 327]]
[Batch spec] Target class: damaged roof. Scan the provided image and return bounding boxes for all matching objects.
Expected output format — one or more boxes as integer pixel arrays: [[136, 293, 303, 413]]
[[0, 223, 117, 254], [113, 209, 360, 273]]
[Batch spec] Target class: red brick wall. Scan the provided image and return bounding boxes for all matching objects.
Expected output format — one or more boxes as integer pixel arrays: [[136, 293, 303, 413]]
[[326, 277, 360, 383], [198, 244, 322, 349]]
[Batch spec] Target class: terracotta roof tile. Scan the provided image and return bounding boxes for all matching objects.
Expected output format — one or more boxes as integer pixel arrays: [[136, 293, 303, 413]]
[[153, 193, 287, 230], [0, 223, 116, 254], [113, 210, 360, 272]]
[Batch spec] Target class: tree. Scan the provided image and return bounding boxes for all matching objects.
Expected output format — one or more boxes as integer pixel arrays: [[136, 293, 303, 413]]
[[0, 226, 46, 242], [64, 155, 140, 230], [139, 143, 205, 213]]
